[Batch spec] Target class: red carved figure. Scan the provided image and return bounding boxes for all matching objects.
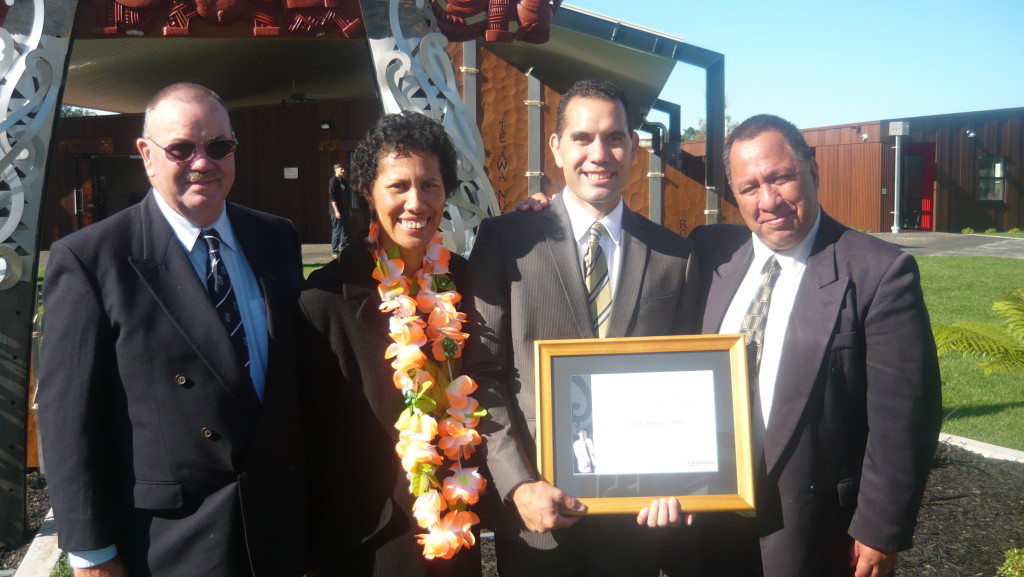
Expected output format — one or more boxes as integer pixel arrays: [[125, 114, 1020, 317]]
[[433, 0, 561, 44]]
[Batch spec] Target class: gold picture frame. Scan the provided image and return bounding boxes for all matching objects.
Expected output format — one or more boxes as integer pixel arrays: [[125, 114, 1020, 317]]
[[535, 334, 755, 514]]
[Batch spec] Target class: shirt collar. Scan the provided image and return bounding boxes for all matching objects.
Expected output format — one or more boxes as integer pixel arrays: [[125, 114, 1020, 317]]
[[151, 189, 234, 253], [750, 208, 821, 272], [561, 188, 624, 246]]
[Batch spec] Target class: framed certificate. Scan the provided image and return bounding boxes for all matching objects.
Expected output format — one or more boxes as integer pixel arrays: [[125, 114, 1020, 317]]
[[534, 334, 755, 514]]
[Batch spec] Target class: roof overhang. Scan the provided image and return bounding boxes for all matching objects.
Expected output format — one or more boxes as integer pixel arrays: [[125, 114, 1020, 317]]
[[61, 3, 721, 122]]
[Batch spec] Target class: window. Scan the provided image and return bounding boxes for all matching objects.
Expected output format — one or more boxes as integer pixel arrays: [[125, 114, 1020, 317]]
[[979, 155, 1007, 203]]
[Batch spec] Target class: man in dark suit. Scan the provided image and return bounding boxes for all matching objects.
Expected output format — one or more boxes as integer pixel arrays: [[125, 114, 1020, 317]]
[[690, 114, 942, 577], [328, 163, 351, 257], [37, 83, 310, 577], [465, 79, 701, 576]]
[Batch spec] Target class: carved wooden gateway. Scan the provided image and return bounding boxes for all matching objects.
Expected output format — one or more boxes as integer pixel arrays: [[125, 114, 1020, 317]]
[[0, 0, 565, 546], [0, 0, 724, 547]]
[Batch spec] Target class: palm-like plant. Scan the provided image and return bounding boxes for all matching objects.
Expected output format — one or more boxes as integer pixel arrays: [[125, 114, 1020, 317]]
[[933, 287, 1024, 375]]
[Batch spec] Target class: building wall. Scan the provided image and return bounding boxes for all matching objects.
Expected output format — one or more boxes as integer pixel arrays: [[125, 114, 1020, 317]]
[[43, 98, 379, 246], [896, 109, 1023, 232], [469, 44, 711, 231], [680, 109, 1024, 233]]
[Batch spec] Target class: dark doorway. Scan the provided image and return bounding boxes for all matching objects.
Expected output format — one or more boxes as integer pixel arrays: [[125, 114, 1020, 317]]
[[74, 155, 150, 232], [900, 143, 936, 231]]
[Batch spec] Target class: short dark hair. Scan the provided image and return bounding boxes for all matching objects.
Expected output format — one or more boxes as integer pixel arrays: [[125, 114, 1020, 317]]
[[350, 112, 459, 202], [555, 79, 632, 137], [142, 83, 230, 138], [724, 114, 813, 187]]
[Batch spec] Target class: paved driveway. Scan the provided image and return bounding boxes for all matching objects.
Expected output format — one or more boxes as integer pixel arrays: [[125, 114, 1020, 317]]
[[871, 232, 1024, 259]]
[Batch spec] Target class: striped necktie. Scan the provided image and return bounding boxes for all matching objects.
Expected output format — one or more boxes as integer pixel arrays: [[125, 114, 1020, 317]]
[[585, 222, 612, 338], [740, 255, 781, 373], [201, 228, 251, 374]]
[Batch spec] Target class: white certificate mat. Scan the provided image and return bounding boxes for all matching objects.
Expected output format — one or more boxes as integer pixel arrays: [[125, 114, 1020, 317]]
[[589, 370, 718, 474]]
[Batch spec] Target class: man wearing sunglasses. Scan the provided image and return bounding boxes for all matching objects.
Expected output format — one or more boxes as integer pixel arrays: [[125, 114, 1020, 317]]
[[38, 83, 311, 577]]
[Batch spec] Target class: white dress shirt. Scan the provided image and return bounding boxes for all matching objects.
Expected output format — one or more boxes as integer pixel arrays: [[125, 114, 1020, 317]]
[[561, 189, 624, 298], [721, 211, 822, 432]]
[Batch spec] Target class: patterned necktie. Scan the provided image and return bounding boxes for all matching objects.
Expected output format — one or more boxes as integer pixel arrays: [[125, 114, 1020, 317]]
[[585, 222, 612, 338], [201, 228, 250, 373], [740, 255, 781, 373]]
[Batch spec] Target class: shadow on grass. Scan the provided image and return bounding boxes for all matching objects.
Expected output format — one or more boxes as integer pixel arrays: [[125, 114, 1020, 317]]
[[943, 401, 1024, 421]]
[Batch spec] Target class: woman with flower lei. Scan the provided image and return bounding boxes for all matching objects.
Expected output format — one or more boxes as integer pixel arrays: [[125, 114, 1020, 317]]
[[300, 112, 487, 577]]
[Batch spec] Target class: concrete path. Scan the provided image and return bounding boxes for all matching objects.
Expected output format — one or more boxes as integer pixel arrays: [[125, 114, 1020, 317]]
[[871, 232, 1024, 259]]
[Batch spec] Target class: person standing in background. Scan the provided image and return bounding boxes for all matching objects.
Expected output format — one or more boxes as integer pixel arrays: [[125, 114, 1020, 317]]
[[329, 163, 351, 257]]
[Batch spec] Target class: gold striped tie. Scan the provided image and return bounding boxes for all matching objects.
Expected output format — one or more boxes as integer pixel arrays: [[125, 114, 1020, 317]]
[[585, 222, 612, 338], [740, 255, 781, 372]]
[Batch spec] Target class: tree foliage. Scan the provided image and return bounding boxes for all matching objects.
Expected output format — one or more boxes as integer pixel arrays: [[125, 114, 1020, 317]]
[[59, 105, 97, 118], [934, 287, 1024, 375]]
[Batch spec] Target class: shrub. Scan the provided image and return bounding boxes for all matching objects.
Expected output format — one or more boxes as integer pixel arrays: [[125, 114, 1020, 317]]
[[986, 228, 999, 234], [962, 227, 975, 234], [998, 548, 1024, 577], [934, 287, 1024, 375], [1010, 228, 1021, 234]]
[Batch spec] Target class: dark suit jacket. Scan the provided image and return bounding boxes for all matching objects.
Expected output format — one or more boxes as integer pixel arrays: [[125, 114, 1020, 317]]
[[38, 192, 310, 577], [691, 212, 942, 577], [298, 245, 481, 577], [464, 194, 701, 550]]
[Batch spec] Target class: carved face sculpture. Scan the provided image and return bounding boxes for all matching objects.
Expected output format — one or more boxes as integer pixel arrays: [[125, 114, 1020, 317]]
[[195, 0, 252, 24]]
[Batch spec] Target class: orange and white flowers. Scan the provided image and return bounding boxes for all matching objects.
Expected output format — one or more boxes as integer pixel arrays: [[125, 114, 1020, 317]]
[[371, 221, 487, 559]]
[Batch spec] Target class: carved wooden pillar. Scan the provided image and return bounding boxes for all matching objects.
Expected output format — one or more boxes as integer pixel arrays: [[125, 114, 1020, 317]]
[[0, 0, 76, 546], [358, 0, 502, 254]]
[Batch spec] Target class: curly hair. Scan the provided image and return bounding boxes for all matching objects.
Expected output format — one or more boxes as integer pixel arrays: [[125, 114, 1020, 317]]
[[350, 111, 459, 202]]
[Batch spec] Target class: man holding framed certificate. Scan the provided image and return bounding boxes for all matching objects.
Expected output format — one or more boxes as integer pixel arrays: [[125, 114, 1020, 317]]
[[465, 79, 702, 576]]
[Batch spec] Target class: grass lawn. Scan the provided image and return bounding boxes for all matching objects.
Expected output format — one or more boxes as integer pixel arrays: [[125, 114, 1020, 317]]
[[303, 263, 325, 278], [918, 256, 1024, 451]]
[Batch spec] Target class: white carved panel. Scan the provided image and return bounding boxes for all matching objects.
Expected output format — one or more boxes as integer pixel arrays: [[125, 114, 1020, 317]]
[[366, 0, 500, 255]]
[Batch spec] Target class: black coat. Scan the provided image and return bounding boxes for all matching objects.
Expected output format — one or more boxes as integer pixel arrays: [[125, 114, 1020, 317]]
[[299, 243, 483, 577], [38, 192, 311, 577], [691, 212, 942, 577]]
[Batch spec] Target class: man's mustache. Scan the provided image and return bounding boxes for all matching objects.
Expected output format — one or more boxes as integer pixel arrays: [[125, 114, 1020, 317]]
[[182, 170, 222, 183]]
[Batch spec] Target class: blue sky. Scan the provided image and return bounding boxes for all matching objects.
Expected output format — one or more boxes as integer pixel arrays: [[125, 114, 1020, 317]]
[[573, 1, 1024, 130]]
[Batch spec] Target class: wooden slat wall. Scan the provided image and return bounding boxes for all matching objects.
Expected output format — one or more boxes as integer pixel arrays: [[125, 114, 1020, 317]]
[[814, 142, 884, 231], [904, 110, 1023, 232], [472, 45, 717, 232]]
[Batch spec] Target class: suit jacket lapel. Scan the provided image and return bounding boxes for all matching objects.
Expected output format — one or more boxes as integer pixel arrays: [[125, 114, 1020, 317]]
[[763, 213, 849, 473], [702, 239, 754, 334], [607, 207, 647, 337], [544, 196, 595, 337], [345, 246, 393, 339], [129, 192, 258, 404]]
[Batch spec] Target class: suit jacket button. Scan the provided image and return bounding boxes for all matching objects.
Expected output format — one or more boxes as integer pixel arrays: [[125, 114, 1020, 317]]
[[239, 470, 250, 480], [175, 374, 189, 386], [201, 427, 215, 438], [809, 484, 820, 494]]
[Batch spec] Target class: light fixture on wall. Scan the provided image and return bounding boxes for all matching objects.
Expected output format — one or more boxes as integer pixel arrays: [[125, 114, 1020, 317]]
[[860, 133, 869, 142], [965, 129, 976, 138], [320, 119, 333, 131]]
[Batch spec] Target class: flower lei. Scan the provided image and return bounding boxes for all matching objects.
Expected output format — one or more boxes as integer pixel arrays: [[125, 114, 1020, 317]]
[[368, 221, 488, 560]]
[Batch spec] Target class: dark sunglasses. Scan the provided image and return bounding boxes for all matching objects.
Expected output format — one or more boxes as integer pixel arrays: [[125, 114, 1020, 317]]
[[147, 138, 238, 162]]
